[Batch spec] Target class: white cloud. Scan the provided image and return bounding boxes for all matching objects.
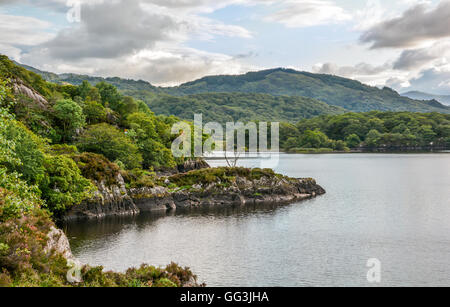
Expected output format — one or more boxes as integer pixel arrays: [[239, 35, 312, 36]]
[[264, 0, 351, 28], [0, 13, 54, 46]]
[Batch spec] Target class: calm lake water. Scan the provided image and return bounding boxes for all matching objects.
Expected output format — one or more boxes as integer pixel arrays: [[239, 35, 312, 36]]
[[64, 153, 450, 287]]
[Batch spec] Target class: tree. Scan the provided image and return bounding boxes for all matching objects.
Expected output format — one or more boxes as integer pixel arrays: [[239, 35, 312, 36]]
[[139, 138, 176, 169], [40, 155, 94, 216], [86, 87, 101, 103], [365, 129, 382, 148], [127, 112, 176, 169], [298, 130, 331, 149], [3, 120, 45, 184], [53, 99, 85, 142], [78, 80, 91, 100], [83, 100, 107, 124], [77, 123, 143, 169], [96, 82, 122, 111], [119, 96, 138, 118], [345, 134, 361, 148]]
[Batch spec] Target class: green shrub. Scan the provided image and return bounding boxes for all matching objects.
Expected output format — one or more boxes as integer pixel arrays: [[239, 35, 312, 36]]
[[39, 155, 95, 215], [77, 123, 143, 170], [71, 152, 120, 185]]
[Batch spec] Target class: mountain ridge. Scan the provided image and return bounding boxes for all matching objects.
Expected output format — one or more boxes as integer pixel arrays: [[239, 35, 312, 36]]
[[13, 59, 450, 115]]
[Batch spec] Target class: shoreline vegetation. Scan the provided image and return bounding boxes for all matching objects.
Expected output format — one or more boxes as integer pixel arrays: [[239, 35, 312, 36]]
[[0, 54, 449, 287]]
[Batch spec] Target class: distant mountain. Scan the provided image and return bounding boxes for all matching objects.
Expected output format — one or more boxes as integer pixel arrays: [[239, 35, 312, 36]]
[[15, 61, 161, 93], [402, 91, 450, 106], [166, 68, 450, 113], [16, 62, 450, 114]]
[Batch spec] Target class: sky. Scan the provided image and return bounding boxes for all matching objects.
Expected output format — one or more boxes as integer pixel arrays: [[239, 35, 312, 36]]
[[0, 0, 449, 94]]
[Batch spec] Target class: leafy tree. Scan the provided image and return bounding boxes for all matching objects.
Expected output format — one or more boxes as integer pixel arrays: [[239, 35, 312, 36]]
[[83, 100, 107, 124], [86, 87, 101, 103], [2, 120, 45, 184], [138, 138, 176, 169], [119, 96, 139, 118], [53, 99, 85, 142], [39, 155, 94, 216], [96, 82, 122, 111], [345, 134, 362, 148], [127, 112, 176, 169], [78, 80, 91, 100], [298, 130, 331, 149], [77, 123, 143, 169], [365, 129, 382, 148]]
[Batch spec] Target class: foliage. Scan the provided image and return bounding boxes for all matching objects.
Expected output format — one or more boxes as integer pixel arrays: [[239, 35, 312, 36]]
[[127, 112, 176, 169], [76, 123, 143, 170], [39, 155, 95, 216], [163, 68, 450, 114], [167, 167, 278, 187], [83, 100, 107, 124], [53, 99, 85, 142], [146, 92, 344, 124], [283, 111, 450, 151], [2, 119, 46, 184], [71, 153, 121, 185], [27, 62, 450, 114]]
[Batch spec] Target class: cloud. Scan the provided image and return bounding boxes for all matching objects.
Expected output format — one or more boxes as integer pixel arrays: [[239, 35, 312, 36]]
[[312, 61, 391, 77], [0, 13, 54, 46], [360, 1, 450, 49], [404, 67, 450, 94], [38, 0, 180, 60], [393, 41, 450, 70], [21, 43, 255, 86], [1, 0, 256, 85], [264, 0, 351, 28], [16, 0, 252, 61]]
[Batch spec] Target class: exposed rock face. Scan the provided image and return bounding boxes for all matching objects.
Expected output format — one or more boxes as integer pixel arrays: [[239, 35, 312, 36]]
[[63, 174, 139, 221], [45, 226, 74, 260], [11, 78, 48, 109], [62, 169, 325, 221], [169, 176, 325, 208]]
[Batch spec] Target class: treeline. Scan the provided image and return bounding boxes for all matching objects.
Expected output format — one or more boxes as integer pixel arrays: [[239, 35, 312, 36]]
[[280, 112, 450, 152], [143, 92, 344, 124]]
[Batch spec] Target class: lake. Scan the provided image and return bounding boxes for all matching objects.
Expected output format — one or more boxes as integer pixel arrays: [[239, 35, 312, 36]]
[[64, 153, 450, 286]]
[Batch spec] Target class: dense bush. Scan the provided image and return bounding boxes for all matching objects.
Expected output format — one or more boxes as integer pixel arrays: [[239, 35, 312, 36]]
[[71, 152, 121, 185], [76, 123, 143, 170], [39, 155, 95, 216]]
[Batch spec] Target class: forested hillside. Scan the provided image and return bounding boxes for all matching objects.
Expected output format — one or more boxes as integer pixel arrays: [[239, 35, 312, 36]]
[[167, 69, 450, 113], [145, 92, 344, 124], [18, 62, 450, 117]]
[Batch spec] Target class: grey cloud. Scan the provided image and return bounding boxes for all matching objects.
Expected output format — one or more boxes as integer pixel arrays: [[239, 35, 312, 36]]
[[38, 0, 179, 60], [313, 62, 391, 76], [393, 42, 450, 70], [360, 1, 450, 49]]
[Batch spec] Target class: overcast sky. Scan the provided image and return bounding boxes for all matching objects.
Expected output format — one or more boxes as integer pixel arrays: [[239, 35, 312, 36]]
[[0, 0, 449, 94]]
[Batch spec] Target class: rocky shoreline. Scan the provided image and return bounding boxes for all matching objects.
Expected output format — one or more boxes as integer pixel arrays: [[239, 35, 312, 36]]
[[62, 166, 326, 221]]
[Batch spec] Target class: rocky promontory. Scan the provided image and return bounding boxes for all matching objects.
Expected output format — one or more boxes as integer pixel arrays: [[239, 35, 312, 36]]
[[63, 164, 325, 221]]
